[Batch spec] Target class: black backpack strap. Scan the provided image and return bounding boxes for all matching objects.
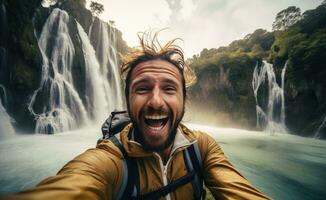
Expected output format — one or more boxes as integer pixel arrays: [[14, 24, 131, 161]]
[[184, 142, 204, 200], [190, 142, 207, 199], [141, 171, 196, 200], [109, 136, 140, 200], [108, 137, 203, 200], [141, 143, 204, 200]]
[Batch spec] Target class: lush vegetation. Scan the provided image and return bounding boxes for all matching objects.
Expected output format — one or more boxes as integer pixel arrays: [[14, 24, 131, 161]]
[[1, 0, 325, 137], [188, 3, 326, 137], [188, 28, 274, 128], [89, 1, 104, 16], [0, 0, 128, 131]]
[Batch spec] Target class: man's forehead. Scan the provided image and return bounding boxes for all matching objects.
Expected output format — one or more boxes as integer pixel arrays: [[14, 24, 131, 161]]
[[130, 60, 183, 82]]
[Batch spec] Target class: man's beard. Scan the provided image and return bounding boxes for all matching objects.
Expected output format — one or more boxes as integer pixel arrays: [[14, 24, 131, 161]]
[[130, 108, 184, 152]]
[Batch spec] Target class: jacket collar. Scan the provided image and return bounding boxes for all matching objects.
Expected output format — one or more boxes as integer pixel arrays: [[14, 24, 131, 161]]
[[119, 123, 197, 157]]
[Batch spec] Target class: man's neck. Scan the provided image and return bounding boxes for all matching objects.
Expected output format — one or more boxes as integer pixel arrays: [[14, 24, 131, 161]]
[[158, 143, 174, 165], [132, 128, 175, 164]]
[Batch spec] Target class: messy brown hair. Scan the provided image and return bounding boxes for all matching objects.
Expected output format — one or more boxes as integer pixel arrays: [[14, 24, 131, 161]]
[[121, 31, 196, 106]]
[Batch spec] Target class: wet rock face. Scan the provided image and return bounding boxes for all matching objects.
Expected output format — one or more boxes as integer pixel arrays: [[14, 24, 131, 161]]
[[1, 0, 129, 133], [284, 71, 326, 138], [286, 88, 318, 135], [188, 4, 326, 138], [1, 0, 42, 131], [189, 56, 257, 129], [190, 55, 326, 137]]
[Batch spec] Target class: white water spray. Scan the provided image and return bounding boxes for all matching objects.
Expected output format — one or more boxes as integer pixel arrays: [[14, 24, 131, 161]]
[[315, 116, 326, 138], [252, 61, 288, 134], [28, 8, 88, 134], [0, 85, 15, 138], [107, 25, 124, 110], [280, 62, 288, 124], [76, 22, 108, 122], [41, 0, 58, 8], [89, 19, 124, 111]]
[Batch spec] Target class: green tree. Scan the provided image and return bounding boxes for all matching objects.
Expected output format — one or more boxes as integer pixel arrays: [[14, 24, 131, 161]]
[[90, 1, 104, 16], [272, 6, 302, 31]]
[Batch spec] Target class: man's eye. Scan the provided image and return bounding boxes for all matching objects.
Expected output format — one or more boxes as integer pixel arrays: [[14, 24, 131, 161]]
[[164, 86, 176, 93], [135, 87, 149, 94]]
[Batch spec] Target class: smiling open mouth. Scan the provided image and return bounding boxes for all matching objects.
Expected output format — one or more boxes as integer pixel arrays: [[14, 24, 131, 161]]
[[144, 115, 169, 130]]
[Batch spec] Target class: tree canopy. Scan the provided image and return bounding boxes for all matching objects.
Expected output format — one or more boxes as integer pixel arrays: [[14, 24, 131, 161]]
[[90, 1, 104, 16], [272, 6, 302, 31]]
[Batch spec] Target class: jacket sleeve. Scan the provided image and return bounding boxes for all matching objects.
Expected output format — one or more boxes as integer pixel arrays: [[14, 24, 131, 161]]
[[198, 132, 272, 200], [1, 147, 122, 200]]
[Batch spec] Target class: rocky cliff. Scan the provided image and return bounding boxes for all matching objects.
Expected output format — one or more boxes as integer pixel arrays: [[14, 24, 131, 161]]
[[188, 3, 326, 138], [0, 0, 129, 133]]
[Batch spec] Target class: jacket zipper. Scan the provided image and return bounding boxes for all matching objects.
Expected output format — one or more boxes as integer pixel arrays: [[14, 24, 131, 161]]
[[128, 133, 197, 199], [153, 141, 197, 200], [154, 153, 171, 200]]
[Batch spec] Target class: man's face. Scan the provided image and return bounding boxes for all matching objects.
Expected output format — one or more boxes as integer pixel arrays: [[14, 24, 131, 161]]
[[128, 60, 184, 151]]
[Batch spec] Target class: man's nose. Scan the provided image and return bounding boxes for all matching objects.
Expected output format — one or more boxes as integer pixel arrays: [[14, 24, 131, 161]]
[[148, 87, 164, 109]]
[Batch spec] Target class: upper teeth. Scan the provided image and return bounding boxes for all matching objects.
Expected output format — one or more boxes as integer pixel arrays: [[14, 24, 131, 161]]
[[145, 115, 167, 120]]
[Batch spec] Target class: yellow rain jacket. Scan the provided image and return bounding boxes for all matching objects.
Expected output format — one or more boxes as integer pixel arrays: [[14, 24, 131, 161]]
[[2, 124, 271, 200]]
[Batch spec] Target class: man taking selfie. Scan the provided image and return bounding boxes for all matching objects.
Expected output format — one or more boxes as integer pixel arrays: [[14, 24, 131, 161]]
[[2, 33, 271, 200]]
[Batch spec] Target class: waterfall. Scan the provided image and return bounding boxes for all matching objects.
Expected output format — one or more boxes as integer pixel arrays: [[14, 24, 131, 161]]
[[76, 22, 107, 122], [0, 84, 7, 107], [28, 8, 88, 134], [252, 60, 287, 134], [28, 8, 124, 134], [0, 85, 15, 138], [89, 19, 124, 111], [107, 25, 124, 110], [41, 0, 58, 8], [280, 62, 288, 124], [315, 116, 326, 138], [0, 3, 13, 137]]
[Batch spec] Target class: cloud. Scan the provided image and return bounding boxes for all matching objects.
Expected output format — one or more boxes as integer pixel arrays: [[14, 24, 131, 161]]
[[179, 0, 196, 19], [88, 0, 172, 47], [164, 0, 323, 57], [165, 0, 196, 20], [87, 0, 323, 58]]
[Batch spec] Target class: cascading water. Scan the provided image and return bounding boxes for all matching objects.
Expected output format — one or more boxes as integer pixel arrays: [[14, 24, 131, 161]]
[[89, 19, 124, 111], [107, 25, 124, 110], [315, 116, 326, 138], [0, 84, 8, 108], [252, 60, 287, 134], [28, 8, 88, 134], [280, 62, 287, 125], [0, 85, 15, 138], [76, 22, 108, 122], [28, 8, 125, 134], [41, 0, 58, 8]]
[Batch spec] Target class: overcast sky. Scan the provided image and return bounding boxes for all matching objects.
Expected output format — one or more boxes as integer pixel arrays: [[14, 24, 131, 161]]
[[87, 0, 323, 58]]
